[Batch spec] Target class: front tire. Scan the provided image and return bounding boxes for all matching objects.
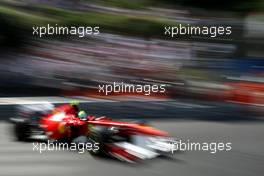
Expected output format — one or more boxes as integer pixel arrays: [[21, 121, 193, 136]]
[[88, 131, 104, 156]]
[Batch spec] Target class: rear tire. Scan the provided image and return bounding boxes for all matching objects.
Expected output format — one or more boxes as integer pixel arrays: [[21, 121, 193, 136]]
[[14, 122, 30, 141]]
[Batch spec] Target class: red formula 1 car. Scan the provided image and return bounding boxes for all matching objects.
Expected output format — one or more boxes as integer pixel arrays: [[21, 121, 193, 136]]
[[11, 103, 176, 162]]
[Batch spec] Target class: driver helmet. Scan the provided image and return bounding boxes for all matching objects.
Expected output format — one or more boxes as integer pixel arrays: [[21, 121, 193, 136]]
[[78, 110, 87, 120]]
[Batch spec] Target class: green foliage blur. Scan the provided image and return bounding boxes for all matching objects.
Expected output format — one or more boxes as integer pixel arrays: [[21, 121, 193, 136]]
[[0, 0, 263, 48]]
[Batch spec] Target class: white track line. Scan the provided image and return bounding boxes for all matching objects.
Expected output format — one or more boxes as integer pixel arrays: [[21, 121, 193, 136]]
[[0, 96, 116, 105]]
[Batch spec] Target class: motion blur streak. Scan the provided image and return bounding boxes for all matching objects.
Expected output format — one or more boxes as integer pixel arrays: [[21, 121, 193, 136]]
[[0, 0, 263, 175], [1, 120, 264, 176]]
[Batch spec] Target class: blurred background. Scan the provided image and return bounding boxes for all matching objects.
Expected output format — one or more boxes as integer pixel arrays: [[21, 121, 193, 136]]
[[0, 0, 263, 109], [0, 1, 263, 176]]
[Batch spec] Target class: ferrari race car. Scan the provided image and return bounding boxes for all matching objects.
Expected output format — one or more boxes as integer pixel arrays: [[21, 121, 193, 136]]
[[10, 103, 176, 162]]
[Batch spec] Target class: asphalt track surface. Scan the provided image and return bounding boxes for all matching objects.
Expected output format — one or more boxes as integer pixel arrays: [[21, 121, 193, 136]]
[[0, 98, 263, 176], [1, 121, 264, 176]]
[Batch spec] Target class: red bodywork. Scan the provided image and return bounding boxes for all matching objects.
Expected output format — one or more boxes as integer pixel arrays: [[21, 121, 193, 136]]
[[40, 104, 168, 141]]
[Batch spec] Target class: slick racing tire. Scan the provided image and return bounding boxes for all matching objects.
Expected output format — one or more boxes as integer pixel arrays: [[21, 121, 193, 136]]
[[88, 131, 104, 156], [14, 122, 30, 141]]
